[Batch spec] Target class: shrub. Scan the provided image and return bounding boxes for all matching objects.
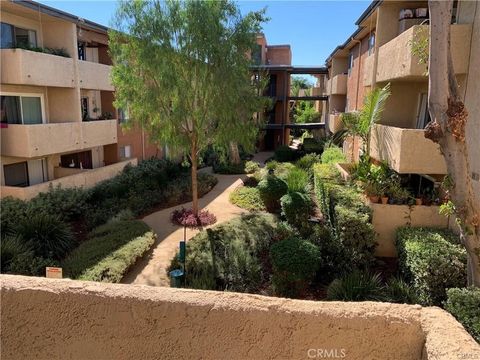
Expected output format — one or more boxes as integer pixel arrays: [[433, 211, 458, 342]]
[[229, 186, 266, 212], [280, 192, 312, 236], [396, 227, 467, 305], [444, 287, 480, 343], [326, 271, 386, 301], [296, 153, 321, 172], [169, 214, 279, 292], [9, 254, 58, 276], [283, 167, 310, 194], [265, 160, 279, 172], [15, 213, 75, 260], [257, 175, 288, 212], [302, 138, 323, 154], [244, 160, 260, 174], [62, 220, 155, 282], [0, 197, 27, 237], [0, 235, 32, 273], [274, 145, 296, 162], [171, 208, 217, 227], [385, 277, 420, 304], [270, 237, 320, 297], [213, 161, 246, 174], [321, 146, 346, 164]]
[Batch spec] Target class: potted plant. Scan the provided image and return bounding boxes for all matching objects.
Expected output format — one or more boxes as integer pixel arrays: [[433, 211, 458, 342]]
[[365, 182, 381, 203], [415, 197, 423, 206]]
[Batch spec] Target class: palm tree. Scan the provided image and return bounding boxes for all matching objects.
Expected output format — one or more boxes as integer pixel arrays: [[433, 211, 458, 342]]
[[341, 83, 391, 157]]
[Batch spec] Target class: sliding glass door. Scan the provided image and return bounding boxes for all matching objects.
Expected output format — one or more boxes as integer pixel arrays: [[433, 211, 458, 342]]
[[0, 95, 43, 125]]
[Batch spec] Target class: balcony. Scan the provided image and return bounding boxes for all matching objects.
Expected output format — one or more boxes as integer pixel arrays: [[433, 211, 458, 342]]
[[1, 159, 136, 200], [1, 120, 117, 158], [328, 113, 344, 133], [330, 74, 347, 95], [1, 49, 75, 88], [370, 124, 447, 174], [311, 86, 324, 96], [78, 61, 114, 91], [376, 24, 472, 82]]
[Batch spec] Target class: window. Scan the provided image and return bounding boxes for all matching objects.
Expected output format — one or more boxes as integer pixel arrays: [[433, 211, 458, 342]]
[[78, 42, 86, 61], [118, 107, 129, 124], [348, 53, 354, 76], [368, 33, 375, 55], [0, 22, 36, 49], [81, 97, 89, 121], [60, 151, 93, 169], [119, 145, 132, 159], [0, 95, 43, 124], [416, 93, 431, 129], [4, 162, 29, 187]]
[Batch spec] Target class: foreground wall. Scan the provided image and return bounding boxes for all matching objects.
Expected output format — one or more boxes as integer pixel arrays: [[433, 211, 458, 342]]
[[1, 276, 479, 359]]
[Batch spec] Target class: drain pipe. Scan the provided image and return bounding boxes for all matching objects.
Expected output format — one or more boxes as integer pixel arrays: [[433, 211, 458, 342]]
[[352, 38, 362, 110]]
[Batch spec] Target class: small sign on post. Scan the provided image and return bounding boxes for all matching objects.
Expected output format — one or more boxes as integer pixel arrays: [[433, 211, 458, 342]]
[[46, 267, 63, 279]]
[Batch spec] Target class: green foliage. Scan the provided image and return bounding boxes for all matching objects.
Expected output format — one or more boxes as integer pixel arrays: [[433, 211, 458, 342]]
[[295, 153, 321, 172], [321, 146, 346, 164], [280, 192, 312, 236], [213, 160, 260, 175], [302, 138, 324, 154], [9, 255, 58, 276], [409, 26, 429, 68], [229, 186, 266, 212], [327, 271, 385, 301], [257, 175, 288, 212], [15, 213, 75, 260], [62, 220, 154, 282], [270, 237, 320, 297], [274, 145, 297, 162], [0, 197, 27, 237], [265, 160, 279, 172], [294, 101, 320, 124], [244, 160, 260, 174], [444, 287, 480, 343], [396, 227, 467, 305], [384, 277, 420, 304], [284, 167, 310, 194], [0, 235, 32, 273], [169, 214, 279, 292]]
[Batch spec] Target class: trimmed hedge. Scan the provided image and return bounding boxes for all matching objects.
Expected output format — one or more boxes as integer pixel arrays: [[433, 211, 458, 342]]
[[280, 192, 312, 236], [396, 227, 467, 305], [229, 186, 266, 212], [444, 287, 480, 343], [321, 146, 346, 164], [257, 175, 288, 212], [62, 220, 155, 282]]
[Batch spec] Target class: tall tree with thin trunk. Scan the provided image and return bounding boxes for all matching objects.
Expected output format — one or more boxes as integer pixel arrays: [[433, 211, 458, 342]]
[[426, 0, 480, 286], [109, 0, 268, 216]]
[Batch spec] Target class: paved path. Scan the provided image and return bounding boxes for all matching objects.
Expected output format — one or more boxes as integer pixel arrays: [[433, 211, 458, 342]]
[[122, 152, 273, 287]]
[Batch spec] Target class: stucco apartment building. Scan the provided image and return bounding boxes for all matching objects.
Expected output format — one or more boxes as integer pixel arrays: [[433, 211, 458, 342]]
[[0, 0, 160, 200], [324, 0, 480, 196]]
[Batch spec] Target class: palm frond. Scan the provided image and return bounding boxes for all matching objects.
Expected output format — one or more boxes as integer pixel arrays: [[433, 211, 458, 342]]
[[359, 83, 391, 137]]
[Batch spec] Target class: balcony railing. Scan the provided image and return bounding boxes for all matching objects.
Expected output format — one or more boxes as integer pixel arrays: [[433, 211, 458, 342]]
[[1, 120, 118, 158], [1, 49, 75, 88], [1, 159, 137, 200], [328, 113, 344, 133], [376, 24, 472, 82], [330, 74, 347, 95], [370, 124, 447, 174], [78, 61, 114, 91]]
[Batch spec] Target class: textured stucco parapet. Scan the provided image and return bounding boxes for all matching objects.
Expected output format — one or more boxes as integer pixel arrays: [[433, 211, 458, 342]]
[[1, 275, 479, 360]]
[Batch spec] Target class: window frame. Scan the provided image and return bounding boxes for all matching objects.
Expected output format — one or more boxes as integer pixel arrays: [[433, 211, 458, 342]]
[[0, 22, 37, 48], [0, 92, 46, 125], [3, 161, 30, 187], [347, 53, 354, 76]]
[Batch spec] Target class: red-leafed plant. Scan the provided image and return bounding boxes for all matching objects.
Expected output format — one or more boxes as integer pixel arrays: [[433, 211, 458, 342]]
[[171, 208, 217, 228]]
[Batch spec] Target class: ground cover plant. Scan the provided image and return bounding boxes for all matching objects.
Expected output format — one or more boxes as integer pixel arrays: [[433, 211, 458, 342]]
[[229, 186, 266, 212]]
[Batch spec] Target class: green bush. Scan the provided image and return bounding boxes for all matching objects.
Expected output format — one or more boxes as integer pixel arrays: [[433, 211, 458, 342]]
[[296, 153, 321, 172], [257, 175, 288, 212], [396, 227, 467, 305], [62, 220, 155, 282], [302, 138, 323, 154], [0, 235, 32, 273], [384, 277, 420, 304], [327, 271, 386, 301], [0, 197, 27, 237], [321, 146, 346, 164], [280, 192, 312, 236], [270, 237, 320, 298], [274, 145, 297, 162], [244, 160, 260, 174], [283, 167, 310, 194], [444, 287, 480, 343], [169, 214, 279, 292], [16, 213, 75, 260], [213, 161, 246, 174], [229, 186, 266, 212], [9, 254, 58, 276]]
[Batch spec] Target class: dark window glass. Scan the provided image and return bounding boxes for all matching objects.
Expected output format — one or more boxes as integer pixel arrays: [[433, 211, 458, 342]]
[[368, 34, 375, 55], [78, 42, 86, 60], [0, 96, 21, 124], [0, 22, 14, 48], [4, 162, 29, 187], [81, 97, 89, 121], [60, 151, 93, 169]]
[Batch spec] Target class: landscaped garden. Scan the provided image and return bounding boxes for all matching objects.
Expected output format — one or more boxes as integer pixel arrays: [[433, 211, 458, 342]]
[[0, 158, 218, 281]]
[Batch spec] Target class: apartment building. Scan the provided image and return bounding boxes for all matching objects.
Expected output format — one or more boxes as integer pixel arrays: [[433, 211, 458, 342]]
[[0, 0, 160, 200], [324, 0, 479, 192]]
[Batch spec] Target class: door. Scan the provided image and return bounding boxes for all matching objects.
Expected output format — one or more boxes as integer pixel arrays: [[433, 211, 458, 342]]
[[27, 159, 47, 185], [416, 93, 431, 129], [81, 97, 89, 121]]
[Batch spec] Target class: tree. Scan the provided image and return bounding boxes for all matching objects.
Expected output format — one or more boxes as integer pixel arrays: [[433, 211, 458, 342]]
[[290, 76, 312, 96], [426, 0, 479, 286], [110, 0, 268, 216]]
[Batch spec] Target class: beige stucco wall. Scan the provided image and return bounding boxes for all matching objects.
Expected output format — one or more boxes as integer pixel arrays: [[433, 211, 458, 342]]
[[1, 275, 479, 360], [370, 202, 449, 257], [331, 74, 347, 95], [78, 61, 114, 91], [328, 114, 344, 133], [0, 158, 136, 200]]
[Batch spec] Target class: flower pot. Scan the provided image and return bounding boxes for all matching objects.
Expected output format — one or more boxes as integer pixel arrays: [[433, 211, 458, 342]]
[[369, 195, 379, 203], [381, 196, 389, 205], [415, 198, 423, 206]]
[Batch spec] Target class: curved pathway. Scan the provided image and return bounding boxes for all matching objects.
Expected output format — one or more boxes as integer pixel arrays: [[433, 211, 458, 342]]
[[122, 152, 273, 287]]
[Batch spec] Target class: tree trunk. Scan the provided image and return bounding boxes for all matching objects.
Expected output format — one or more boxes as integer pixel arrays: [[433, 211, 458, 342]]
[[427, 0, 480, 286], [229, 141, 241, 165], [191, 142, 199, 217]]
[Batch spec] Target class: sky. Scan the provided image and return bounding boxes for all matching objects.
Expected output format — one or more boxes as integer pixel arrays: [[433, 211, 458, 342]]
[[38, 0, 370, 66]]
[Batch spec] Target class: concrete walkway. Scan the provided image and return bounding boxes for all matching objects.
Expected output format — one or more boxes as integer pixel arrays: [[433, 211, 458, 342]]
[[122, 152, 273, 287]]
